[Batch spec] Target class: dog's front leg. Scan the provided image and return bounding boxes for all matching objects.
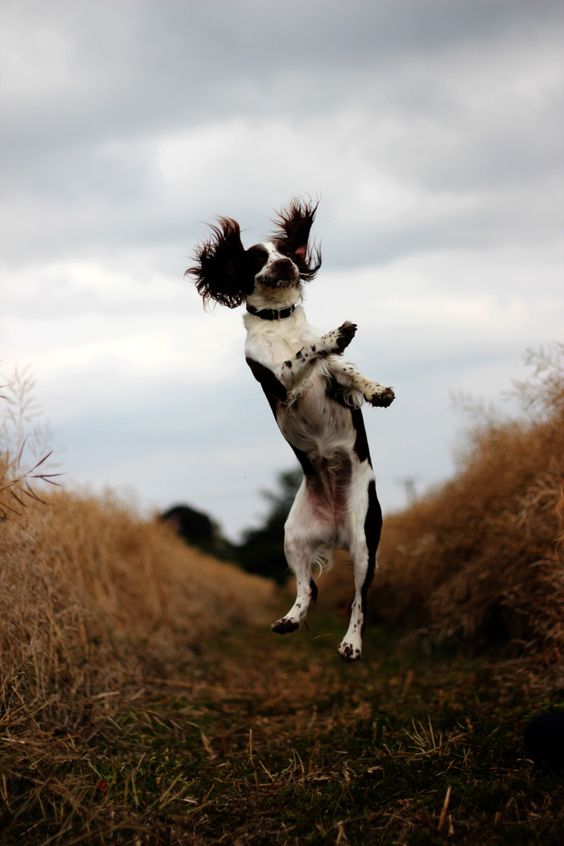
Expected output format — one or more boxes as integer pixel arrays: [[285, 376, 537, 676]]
[[247, 321, 358, 406], [247, 324, 357, 403], [276, 321, 357, 394], [329, 359, 395, 408]]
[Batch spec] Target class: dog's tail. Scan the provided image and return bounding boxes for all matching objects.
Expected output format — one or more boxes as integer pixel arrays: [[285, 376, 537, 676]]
[[311, 545, 334, 576], [309, 545, 334, 603]]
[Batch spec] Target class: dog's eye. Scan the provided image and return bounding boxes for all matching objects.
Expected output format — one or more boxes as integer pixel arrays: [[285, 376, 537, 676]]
[[274, 241, 303, 262], [246, 245, 269, 272], [276, 243, 288, 255]]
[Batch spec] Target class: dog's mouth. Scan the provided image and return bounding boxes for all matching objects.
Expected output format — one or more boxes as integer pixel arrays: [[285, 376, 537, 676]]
[[258, 258, 300, 289], [260, 274, 299, 289]]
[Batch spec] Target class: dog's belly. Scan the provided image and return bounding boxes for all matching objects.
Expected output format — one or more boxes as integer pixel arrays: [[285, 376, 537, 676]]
[[275, 376, 361, 523], [276, 377, 355, 458]]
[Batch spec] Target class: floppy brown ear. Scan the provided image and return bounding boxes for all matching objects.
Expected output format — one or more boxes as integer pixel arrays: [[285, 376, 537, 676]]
[[186, 217, 250, 308], [271, 197, 322, 281]]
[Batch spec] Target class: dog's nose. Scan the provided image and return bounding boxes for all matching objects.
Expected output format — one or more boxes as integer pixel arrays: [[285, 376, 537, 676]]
[[270, 258, 295, 274], [260, 256, 299, 288]]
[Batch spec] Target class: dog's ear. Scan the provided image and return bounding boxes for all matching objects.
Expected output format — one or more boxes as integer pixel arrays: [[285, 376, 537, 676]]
[[271, 197, 322, 281], [186, 217, 251, 308]]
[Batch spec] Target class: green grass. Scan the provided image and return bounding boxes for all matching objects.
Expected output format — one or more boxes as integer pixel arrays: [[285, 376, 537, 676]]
[[1, 612, 562, 845]]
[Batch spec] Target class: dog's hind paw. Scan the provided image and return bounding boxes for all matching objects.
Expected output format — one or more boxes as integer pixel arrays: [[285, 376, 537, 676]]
[[271, 617, 300, 634], [338, 641, 362, 662]]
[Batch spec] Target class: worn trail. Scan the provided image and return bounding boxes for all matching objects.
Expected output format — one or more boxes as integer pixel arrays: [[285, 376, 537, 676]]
[[2, 612, 562, 845]]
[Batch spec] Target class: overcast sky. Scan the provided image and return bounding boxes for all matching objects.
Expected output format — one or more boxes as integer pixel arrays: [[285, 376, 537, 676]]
[[1, 0, 563, 539]]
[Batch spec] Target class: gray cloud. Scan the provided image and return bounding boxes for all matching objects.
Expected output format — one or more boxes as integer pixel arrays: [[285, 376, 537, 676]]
[[1, 0, 562, 265], [1, 0, 562, 535]]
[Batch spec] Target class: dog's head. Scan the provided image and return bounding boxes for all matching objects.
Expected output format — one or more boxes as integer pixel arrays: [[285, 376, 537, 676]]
[[186, 198, 321, 308]]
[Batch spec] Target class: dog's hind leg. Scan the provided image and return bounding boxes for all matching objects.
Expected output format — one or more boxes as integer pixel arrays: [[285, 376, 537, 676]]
[[338, 478, 382, 661], [271, 543, 316, 634], [271, 482, 328, 634]]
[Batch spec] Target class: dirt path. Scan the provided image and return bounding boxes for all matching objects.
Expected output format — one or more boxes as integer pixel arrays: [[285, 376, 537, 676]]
[[2, 611, 563, 845]]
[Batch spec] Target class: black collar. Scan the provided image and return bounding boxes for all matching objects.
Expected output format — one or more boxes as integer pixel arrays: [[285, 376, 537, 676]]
[[246, 303, 297, 321]]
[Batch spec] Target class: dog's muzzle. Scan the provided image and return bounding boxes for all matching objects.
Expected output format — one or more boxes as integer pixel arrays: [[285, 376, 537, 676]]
[[260, 258, 300, 288]]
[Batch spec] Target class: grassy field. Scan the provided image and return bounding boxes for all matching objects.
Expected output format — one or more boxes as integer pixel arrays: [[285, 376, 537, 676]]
[[1, 607, 562, 845]]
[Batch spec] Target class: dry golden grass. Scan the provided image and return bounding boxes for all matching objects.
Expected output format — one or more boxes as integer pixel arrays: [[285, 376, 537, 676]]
[[376, 346, 563, 660], [377, 422, 562, 640], [0, 485, 275, 734], [0, 370, 280, 841], [1, 362, 274, 721]]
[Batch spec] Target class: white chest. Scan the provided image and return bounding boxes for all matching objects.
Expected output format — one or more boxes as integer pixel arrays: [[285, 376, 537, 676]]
[[243, 308, 319, 368]]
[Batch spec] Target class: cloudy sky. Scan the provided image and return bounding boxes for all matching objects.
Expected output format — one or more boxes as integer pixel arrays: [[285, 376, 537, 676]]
[[1, 0, 563, 538]]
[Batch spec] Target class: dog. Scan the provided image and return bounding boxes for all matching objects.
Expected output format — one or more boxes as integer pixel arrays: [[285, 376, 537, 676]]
[[187, 198, 394, 661]]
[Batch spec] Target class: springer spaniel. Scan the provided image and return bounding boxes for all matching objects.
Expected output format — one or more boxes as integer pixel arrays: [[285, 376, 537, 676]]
[[187, 198, 394, 661]]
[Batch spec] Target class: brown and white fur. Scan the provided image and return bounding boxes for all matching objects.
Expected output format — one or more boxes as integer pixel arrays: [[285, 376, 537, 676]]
[[187, 199, 394, 661]]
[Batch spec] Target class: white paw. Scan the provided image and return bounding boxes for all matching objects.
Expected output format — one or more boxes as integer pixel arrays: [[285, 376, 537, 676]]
[[338, 640, 362, 662]]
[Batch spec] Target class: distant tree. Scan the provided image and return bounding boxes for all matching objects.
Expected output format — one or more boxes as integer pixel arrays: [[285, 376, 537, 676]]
[[160, 470, 303, 583], [159, 503, 235, 560], [234, 468, 302, 583], [160, 504, 215, 544]]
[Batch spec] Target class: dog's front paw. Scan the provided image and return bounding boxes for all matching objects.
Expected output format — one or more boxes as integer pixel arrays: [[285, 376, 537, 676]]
[[320, 322, 357, 357], [367, 386, 395, 408], [335, 321, 357, 352]]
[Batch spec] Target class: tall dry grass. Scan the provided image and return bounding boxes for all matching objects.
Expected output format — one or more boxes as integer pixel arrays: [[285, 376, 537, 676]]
[[0, 369, 278, 838], [372, 346, 564, 657], [0, 370, 275, 736], [0, 491, 275, 721]]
